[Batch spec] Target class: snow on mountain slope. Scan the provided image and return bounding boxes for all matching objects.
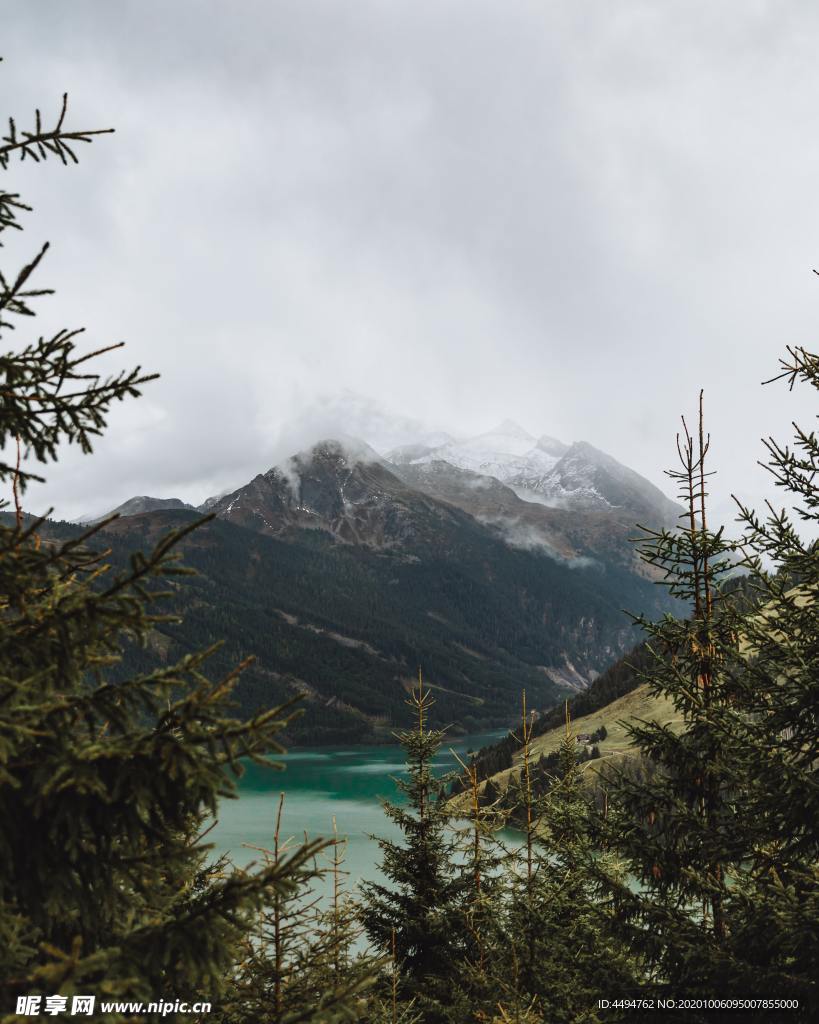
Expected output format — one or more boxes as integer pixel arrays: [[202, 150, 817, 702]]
[[199, 487, 235, 513], [519, 440, 681, 522], [386, 421, 679, 525], [388, 420, 566, 487], [77, 421, 678, 547]]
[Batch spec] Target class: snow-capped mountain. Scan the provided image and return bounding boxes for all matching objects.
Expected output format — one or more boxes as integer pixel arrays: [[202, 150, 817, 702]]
[[523, 440, 681, 521], [387, 419, 679, 526], [196, 432, 676, 574], [73, 419, 678, 555], [199, 487, 235, 513], [389, 420, 567, 484]]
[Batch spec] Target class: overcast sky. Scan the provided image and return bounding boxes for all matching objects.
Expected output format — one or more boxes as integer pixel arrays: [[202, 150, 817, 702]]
[[3, 1, 819, 525]]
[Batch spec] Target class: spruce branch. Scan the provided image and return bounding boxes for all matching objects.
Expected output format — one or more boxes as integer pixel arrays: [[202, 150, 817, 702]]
[[0, 242, 53, 328], [0, 331, 158, 490], [0, 191, 30, 243], [0, 94, 113, 169]]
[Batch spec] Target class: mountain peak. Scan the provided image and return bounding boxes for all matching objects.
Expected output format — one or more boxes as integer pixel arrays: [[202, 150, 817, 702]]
[[486, 418, 535, 441], [75, 495, 194, 525], [294, 436, 384, 468]]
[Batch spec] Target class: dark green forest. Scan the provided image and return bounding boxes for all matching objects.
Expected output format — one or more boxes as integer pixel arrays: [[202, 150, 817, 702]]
[[22, 502, 675, 746]]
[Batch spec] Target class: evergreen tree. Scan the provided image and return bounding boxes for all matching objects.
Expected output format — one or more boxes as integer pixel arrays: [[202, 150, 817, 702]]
[[319, 818, 371, 1005], [498, 691, 541, 1011], [500, 701, 638, 1022], [595, 377, 818, 1015], [359, 674, 464, 1023], [487, 1001, 542, 1024], [0, 66, 357, 1020], [362, 929, 422, 1024], [447, 746, 507, 1019], [717, 345, 819, 1008], [217, 799, 371, 1023], [590, 395, 745, 1003]]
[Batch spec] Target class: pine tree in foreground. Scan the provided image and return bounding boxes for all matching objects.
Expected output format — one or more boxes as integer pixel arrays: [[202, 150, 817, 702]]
[[719, 345, 819, 1009], [362, 929, 422, 1024], [590, 395, 746, 1004], [0, 64, 362, 1022], [359, 674, 465, 1024], [446, 743, 507, 1019], [317, 818, 374, 1010], [499, 700, 637, 1023], [595, 375, 818, 1016], [217, 798, 372, 1023], [495, 691, 543, 1016]]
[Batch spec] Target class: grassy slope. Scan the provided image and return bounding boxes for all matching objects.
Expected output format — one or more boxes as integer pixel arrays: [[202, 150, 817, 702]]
[[466, 683, 684, 801], [462, 574, 767, 802]]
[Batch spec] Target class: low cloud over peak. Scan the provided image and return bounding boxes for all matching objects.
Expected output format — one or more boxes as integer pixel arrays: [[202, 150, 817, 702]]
[[4, 2, 817, 528]]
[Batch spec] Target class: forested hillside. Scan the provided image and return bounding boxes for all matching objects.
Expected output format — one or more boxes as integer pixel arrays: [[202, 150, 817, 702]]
[[30, 505, 676, 744]]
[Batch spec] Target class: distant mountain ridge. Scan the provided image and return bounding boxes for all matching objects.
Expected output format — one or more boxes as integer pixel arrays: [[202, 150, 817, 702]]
[[77, 419, 681, 559], [183, 436, 674, 576], [389, 459, 639, 573], [77, 495, 195, 525], [387, 421, 567, 498]]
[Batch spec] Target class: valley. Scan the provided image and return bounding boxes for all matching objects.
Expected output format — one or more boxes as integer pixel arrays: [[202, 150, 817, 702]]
[[62, 420, 684, 745]]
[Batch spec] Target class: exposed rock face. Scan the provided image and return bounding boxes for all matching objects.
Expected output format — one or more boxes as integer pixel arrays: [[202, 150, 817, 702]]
[[204, 440, 465, 549], [197, 434, 677, 580], [82, 421, 680, 561]]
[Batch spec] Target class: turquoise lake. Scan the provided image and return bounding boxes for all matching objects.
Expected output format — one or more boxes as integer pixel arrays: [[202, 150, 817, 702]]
[[209, 730, 511, 895]]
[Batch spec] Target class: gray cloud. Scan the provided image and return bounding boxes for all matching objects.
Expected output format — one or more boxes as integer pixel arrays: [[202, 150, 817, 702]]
[[2, 1, 818, 529]]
